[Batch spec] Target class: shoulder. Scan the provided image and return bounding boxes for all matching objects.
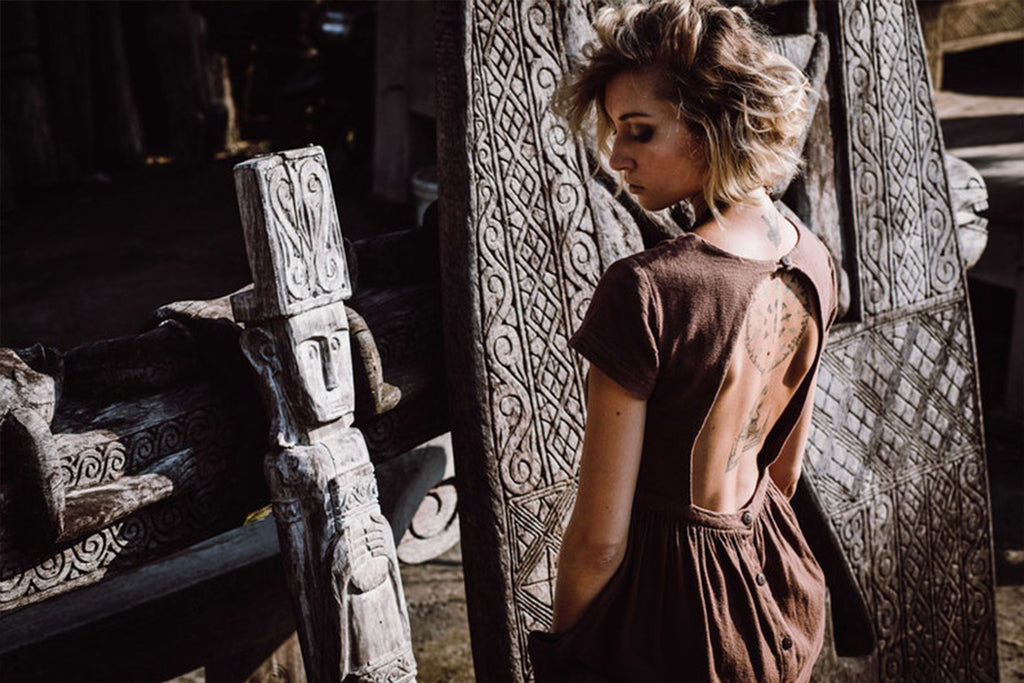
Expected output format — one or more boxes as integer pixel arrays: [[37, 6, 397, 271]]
[[793, 223, 840, 325], [797, 224, 834, 265], [609, 236, 708, 296]]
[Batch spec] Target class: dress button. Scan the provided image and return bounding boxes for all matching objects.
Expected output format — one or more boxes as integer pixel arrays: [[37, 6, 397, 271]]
[[741, 511, 753, 526], [780, 255, 793, 268], [755, 573, 766, 586], [781, 635, 793, 651]]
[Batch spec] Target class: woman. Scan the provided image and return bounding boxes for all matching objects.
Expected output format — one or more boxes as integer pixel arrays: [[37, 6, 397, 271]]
[[528, 2, 839, 682]]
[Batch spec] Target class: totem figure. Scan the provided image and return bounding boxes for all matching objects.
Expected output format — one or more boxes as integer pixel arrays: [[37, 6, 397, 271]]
[[231, 146, 416, 683], [436, 1, 996, 682]]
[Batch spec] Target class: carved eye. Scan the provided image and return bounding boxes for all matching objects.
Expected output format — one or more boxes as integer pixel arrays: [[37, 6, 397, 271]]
[[330, 336, 341, 351], [301, 342, 321, 364]]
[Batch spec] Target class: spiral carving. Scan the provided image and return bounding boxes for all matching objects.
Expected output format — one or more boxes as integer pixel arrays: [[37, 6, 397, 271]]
[[1, 420, 233, 611], [262, 152, 349, 309]]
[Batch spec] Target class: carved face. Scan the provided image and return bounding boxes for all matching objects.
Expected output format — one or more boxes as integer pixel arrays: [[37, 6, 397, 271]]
[[279, 305, 354, 425]]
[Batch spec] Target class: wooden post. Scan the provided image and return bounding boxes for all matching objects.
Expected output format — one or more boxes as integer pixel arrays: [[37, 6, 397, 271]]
[[231, 146, 416, 683]]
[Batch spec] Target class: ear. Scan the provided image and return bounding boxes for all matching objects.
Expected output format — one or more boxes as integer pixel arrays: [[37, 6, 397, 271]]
[[239, 326, 280, 377]]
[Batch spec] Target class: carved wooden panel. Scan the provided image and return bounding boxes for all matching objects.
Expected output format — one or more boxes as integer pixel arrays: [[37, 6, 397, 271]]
[[463, 0, 598, 629], [438, 1, 998, 681], [232, 147, 351, 322], [0, 391, 247, 611], [55, 404, 223, 490], [806, 0, 998, 680], [437, 2, 600, 679], [807, 299, 996, 681], [839, 0, 960, 315]]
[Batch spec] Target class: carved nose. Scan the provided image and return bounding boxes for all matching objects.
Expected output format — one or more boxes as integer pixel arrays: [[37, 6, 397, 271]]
[[320, 339, 339, 391]]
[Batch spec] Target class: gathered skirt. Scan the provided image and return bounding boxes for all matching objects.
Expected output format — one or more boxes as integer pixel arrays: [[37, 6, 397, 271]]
[[528, 474, 826, 683]]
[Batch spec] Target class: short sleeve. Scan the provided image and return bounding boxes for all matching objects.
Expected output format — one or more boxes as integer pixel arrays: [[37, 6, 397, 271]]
[[569, 259, 660, 399]]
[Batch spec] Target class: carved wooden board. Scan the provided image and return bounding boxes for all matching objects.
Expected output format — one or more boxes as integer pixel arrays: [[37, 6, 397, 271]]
[[437, 3, 600, 679], [0, 386, 254, 612], [437, 1, 997, 681], [804, 1, 997, 680]]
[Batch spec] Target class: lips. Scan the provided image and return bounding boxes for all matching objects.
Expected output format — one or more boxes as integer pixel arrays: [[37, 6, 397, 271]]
[[627, 182, 644, 193]]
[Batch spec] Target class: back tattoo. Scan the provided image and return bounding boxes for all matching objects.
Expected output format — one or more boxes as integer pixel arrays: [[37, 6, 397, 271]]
[[726, 272, 814, 472]]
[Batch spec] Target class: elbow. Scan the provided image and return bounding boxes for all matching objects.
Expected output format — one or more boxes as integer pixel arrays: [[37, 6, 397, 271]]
[[769, 467, 799, 500], [559, 529, 627, 572], [588, 542, 627, 571]]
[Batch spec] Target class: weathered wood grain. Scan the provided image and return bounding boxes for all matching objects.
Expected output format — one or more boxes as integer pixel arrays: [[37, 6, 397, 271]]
[[231, 146, 416, 683]]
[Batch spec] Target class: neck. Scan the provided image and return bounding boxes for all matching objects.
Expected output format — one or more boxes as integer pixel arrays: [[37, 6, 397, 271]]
[[690, 188, 772, 228], [689, 193, 709, 220], [720, 188, 773, 220]]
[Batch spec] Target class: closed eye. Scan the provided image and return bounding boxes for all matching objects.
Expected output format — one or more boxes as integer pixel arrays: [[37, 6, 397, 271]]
[[629, 125, 654, 143]]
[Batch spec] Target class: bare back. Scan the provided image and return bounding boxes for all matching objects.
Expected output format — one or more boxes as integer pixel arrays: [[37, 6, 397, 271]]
[[690, 268, 819, 511], [568, 200, 836, 515], [559, 196, 838, 682]]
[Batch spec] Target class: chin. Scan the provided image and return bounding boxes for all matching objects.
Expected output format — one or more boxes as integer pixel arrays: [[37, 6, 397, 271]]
[[637, 197, 672, 212]]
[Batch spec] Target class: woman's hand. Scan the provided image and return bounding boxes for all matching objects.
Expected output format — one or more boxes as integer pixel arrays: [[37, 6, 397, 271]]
[[551, 365, 647, 633]]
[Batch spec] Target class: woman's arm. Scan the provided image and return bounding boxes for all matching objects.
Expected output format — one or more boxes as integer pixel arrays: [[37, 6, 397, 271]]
[[551, 365, 647, 633]]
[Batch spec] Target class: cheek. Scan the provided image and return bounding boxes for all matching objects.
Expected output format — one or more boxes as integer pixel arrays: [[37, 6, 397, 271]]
[[295, 343, 323, 388]]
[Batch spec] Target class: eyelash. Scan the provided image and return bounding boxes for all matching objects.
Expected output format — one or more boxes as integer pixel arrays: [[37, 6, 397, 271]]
[[614, 126, 654, 143]]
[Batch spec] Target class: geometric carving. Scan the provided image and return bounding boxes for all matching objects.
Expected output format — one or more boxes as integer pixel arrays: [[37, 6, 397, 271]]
[[0, 390, 245, 612], [837, 0, 962, 316], [438, 0, 998, 681], [56, 405, 222, 489], [809, 0, 997, 676], [232, 146, 351, 323], [806, 299, 997, 682], [438, 1, 598, 679], [0, 491, 225, 609]]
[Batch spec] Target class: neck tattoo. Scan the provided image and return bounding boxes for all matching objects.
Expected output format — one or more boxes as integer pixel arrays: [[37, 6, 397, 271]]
[[761, 213, 781, 247]]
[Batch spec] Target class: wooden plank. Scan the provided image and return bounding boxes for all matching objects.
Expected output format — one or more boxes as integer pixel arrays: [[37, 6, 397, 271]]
[[0, 516, 280, 656], [941, 29, 1024, 54], [0, 518, 296, 682]]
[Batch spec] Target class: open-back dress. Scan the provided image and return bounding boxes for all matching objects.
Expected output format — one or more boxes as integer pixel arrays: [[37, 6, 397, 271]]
[[529, 218, 839, 683]]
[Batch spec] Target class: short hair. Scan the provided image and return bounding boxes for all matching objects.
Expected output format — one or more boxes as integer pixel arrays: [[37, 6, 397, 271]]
[[558, 0, 811, 218]]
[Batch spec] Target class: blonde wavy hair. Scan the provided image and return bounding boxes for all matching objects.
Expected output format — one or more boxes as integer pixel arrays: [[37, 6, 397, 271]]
[[559, 0, 810, 219]]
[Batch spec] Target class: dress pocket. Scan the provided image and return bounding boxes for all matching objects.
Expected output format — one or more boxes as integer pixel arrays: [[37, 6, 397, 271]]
[[528, 630, 612, 683], [528, 629, 570, 682]]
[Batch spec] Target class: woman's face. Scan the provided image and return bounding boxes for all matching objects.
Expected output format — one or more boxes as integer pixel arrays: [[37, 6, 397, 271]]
[[603, 69, 707, 212]]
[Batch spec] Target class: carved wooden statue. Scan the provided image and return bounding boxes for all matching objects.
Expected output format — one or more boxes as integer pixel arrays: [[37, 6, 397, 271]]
[[0, 137, 448, 677], [231, 146, 416, 683], [437, 1, 997, 682]]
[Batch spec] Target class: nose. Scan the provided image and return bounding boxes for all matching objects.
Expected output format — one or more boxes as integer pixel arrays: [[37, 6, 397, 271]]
[[608, 136, 635, 172], [319, 337, 339, 391]]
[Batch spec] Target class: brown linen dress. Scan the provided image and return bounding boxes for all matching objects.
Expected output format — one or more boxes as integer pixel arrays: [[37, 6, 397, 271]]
[[528, 219, 839, 683]]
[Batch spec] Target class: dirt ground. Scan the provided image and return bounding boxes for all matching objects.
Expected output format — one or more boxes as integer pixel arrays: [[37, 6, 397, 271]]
[[999, 584, 1024, 681], [402, 545, 475, 683], [165, 547, 1022, 682], [400, 550, 1024, 683]]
